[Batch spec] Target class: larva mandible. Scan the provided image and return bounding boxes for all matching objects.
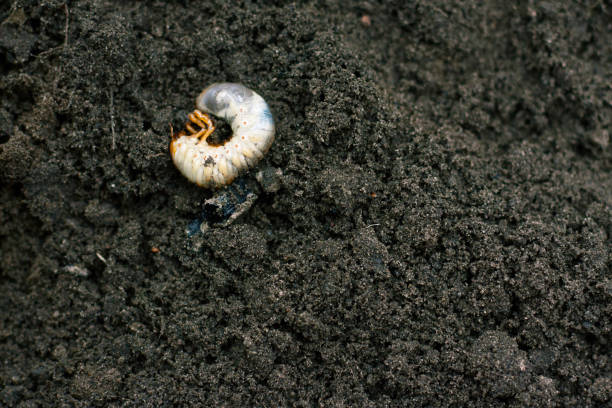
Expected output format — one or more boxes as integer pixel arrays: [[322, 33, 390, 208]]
[[170, 83, 275, 189]]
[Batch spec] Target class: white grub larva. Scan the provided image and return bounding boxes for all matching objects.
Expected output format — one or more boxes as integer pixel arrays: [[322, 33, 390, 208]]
[[170, 83, 275, 189]]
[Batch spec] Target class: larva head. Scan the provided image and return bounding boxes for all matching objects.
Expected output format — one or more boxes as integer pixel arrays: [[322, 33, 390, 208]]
[[169, 126, 186, 158], [169, 138, 178, 158], [196, 83, 254, 117]]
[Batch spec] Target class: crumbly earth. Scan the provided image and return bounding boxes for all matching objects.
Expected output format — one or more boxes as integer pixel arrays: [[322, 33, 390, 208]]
[[1, 1, 610, 406]]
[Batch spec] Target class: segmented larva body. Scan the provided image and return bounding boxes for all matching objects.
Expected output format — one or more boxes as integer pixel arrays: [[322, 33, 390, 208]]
[[170, 83, 275, 188]]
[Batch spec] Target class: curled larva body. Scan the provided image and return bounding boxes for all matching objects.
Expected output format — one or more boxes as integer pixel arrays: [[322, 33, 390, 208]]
[[170, 83, 275, 188]]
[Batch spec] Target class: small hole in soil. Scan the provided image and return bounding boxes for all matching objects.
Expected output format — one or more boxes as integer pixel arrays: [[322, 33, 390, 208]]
[[0, 133, 9, 144]]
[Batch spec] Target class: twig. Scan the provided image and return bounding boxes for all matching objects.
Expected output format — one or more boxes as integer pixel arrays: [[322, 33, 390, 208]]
[[109, 89, 116, 150], [63, 3, 69, 48]]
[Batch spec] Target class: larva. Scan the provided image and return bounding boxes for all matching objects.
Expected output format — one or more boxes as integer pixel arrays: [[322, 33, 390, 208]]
[[170, 83, 275, 188]]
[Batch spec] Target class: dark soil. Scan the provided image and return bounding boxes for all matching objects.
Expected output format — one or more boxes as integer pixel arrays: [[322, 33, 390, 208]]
[[1, 1, 611, 406]]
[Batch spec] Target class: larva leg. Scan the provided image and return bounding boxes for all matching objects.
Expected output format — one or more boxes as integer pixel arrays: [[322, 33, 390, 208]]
[[186, 110, 215, 143]]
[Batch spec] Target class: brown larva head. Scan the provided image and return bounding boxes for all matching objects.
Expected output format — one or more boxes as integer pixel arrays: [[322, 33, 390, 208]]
[[169, 139, 178, 157], [169, 125, 186, 158]]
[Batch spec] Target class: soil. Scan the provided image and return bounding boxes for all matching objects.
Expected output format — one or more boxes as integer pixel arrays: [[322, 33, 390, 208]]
[[1, 1, 611, 406]]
